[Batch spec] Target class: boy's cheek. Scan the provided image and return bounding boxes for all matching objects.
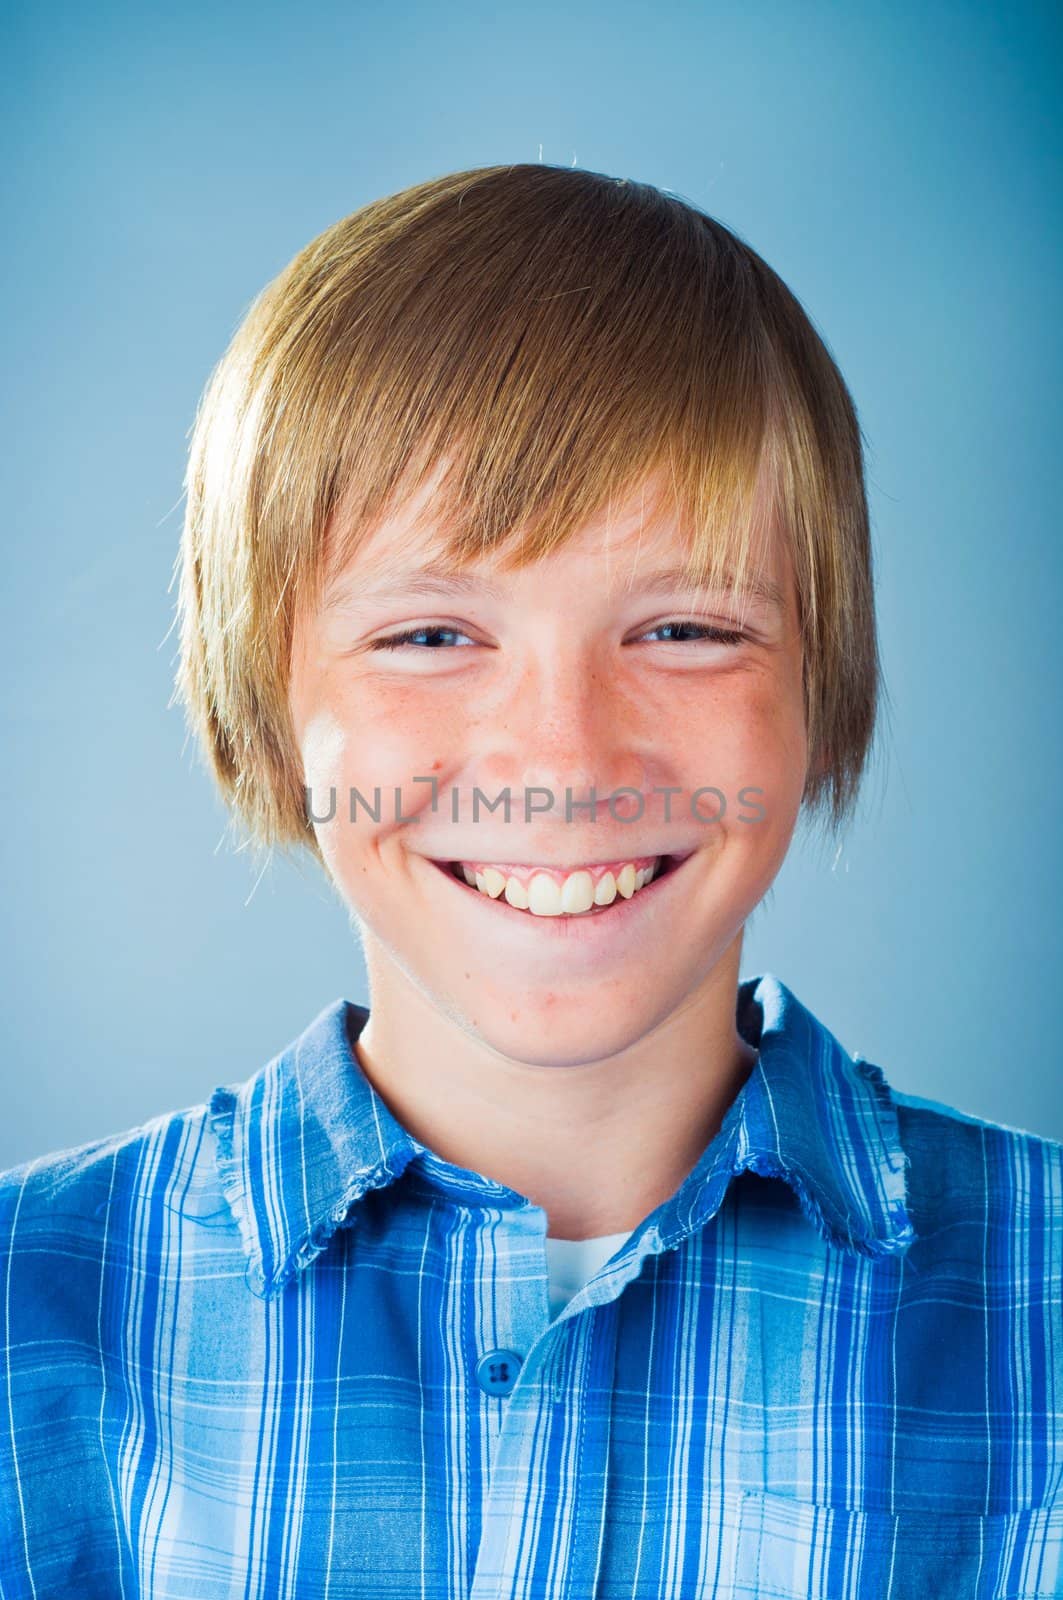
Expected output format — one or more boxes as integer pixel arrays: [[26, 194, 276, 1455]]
[[300, 709, 350, 793]]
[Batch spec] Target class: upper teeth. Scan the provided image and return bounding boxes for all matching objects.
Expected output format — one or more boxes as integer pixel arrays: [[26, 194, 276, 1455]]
[[456, 857, 664, 916]]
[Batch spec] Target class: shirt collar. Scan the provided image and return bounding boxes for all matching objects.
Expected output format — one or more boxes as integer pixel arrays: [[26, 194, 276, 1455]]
[[209, 973, 917, 1300]]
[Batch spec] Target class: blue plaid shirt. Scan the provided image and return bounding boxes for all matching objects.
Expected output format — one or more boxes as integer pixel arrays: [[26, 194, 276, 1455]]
[[2, 973, 1061, 1598]]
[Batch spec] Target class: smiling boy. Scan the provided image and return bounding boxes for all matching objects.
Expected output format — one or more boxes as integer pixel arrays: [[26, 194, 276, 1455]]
[[1, 164, 1061, 1599], [288, 449, 800, 1245]]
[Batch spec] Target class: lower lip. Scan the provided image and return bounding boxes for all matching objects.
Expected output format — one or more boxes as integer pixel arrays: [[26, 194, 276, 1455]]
[[422, 853, 698, 963]]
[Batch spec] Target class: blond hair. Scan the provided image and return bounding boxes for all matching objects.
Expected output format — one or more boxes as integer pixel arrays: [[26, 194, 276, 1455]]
[[173, 163, 881, 872]]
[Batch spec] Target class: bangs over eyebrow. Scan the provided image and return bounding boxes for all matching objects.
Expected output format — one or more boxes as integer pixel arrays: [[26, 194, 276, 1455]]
[[323, 559, 786, 613]]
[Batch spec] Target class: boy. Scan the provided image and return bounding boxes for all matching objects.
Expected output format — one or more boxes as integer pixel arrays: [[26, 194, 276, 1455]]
[[1, 163, 1060, 1599]]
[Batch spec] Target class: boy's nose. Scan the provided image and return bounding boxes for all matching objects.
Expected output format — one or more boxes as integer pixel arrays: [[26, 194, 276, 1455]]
[[512, 728, 651, 821], [513, 764, 650, 825], [474, 651, 655, 818]]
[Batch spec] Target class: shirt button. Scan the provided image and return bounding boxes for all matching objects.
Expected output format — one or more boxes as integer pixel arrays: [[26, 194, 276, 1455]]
[[475, 1348, 523, 1396]]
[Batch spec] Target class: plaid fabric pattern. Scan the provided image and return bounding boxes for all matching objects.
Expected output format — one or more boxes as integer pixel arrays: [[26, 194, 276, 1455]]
[[1, 972, 1060, 1597]]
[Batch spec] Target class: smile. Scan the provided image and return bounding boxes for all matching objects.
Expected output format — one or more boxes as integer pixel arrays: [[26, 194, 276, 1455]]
[[427, 850, 694, 922]]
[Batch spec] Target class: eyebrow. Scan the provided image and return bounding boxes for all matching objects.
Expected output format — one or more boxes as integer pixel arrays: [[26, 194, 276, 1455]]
[[326, 563, 506, 608], [619, 564, 786, 610], [324, 560, 785, 612]]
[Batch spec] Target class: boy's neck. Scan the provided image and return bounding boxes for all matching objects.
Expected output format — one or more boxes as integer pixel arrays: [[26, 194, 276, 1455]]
[[351, 937, 758, 1242]]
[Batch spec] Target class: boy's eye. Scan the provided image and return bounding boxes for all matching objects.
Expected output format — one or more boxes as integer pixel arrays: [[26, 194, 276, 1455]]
[[369, 626, 477, 651], [368, 621, 748, 652], [639, 621, 747, 646]]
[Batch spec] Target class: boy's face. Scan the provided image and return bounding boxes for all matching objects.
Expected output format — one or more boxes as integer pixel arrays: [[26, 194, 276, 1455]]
[[288, 464, 807, 1068]]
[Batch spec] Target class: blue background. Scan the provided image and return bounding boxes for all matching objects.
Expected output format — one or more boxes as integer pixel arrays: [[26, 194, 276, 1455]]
[[2, 0, 1060, 1167]]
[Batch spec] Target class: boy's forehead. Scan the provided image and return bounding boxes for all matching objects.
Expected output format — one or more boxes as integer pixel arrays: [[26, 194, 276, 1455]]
[[322, 456, 788, 608]]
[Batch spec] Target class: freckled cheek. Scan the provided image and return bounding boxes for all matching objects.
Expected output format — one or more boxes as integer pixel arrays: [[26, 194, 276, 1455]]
[[735, 701, 800, 768], [676, 684, 804, 827], [674, 688, 777, 768], [311, 683, 453, 816], [732, 690, 808, 834]]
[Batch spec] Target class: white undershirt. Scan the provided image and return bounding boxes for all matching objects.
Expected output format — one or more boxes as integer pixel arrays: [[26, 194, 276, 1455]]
[[544, 1231, 632, 1319]]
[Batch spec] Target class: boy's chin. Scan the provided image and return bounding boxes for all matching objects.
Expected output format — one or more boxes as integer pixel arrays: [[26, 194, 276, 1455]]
[[447, 979, 690, 1069]]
